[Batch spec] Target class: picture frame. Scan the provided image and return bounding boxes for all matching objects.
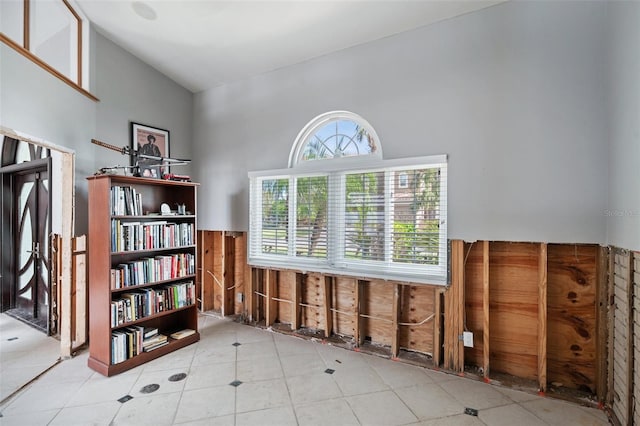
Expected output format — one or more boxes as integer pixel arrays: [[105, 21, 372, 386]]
[[130, 122, 170, 178]]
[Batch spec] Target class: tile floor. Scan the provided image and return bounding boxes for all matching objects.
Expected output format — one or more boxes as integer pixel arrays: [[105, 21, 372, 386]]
[[0, 313, 61, 402], [0, 314, 610, 425]]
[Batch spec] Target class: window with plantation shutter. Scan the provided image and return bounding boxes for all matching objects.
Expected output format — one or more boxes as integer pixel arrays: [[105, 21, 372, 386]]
[[295, 175, 328, 259], [249, 112, 448, 285], [257, 177, 289, 256]]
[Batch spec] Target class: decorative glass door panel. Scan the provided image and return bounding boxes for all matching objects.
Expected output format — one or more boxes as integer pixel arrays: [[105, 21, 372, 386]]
[[14, 168, 50, 332]]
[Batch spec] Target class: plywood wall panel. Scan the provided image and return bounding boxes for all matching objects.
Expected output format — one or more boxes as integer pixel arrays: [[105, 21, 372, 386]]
[[463, 242, 485, 367], [333, 277, 356, 337], [212, 231, 224, 312], [489, 242, 539, 380], [233, 234, 247, 315], [547, 244, 598, 392], [199, 231, 217, 311], [277, 271, 296, 325], [361, 280, 394, 346], [399, 285, 435, 354], [302, 273, 324, 330]]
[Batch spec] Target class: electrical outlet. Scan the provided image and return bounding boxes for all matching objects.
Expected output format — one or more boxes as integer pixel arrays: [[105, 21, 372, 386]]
[[463, 331, 474, 348], [236, 293, 244, 303]]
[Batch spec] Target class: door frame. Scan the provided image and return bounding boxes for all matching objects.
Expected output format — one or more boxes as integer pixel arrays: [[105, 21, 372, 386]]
[[0, 126, 75, 357], [1, 158, 52, 332]]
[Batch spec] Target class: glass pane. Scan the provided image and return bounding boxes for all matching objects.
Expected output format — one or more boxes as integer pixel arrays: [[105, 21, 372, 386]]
[[391, 168, 441, 265], [261, 178, 288, 255], [295, 176, 327, 258], [344, 171, 385, 261], [30, 0, 79, 82], [0, 0, 24, 45], [15, 141, 32, 163], [303, 119, 376, 161], [18, 182, 34, 299]]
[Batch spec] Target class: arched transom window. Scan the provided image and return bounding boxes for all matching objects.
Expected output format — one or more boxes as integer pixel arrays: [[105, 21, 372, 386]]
[[250, 111, 448, 285], [289, 111, 382, 167]]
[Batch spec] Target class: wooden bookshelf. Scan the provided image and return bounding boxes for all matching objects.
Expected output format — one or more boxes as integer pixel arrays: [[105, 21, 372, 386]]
[[87, 175, 200, 376]]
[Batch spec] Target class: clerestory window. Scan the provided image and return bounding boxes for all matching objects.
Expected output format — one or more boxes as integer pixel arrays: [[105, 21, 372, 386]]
[[249, 111, 448, 285], [0, 0, 92, 98]]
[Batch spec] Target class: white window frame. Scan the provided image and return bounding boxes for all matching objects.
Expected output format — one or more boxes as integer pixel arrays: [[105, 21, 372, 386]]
[[288, 110, 383, 168], [250, 111, 448, 285], [249, 154, 448, 285]]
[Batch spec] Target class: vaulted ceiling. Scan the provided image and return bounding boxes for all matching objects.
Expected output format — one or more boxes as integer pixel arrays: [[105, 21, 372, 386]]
[[75, 0, 504, 93]]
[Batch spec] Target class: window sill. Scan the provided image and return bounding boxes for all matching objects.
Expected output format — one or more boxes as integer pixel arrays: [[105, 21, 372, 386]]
[[248, 258, 448, 286]]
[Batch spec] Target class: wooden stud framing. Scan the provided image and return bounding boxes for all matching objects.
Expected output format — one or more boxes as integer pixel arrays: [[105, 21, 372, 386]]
[[607, 248, 616, 408], [538, 243, 548, 392], [196, 233, 611, 402], [200, 231, 216, 311], [323, 276, 333, 338], [72, 235, 87, 350], [292, 273, 302, 330], [444, 240, 464, 372], [223, 233, 235, 316], [626, 251, 634, 423], [391, 283, 401, 358], [247, 267, 255, 322], [433, 288, 441, 367], [266, 270, 277, 327], [457, 240, 465, 371], [355, 280, 365, 346], [214, 232, 226, 315], [482, 240, 490, 379], [595, 246, 609, 403]]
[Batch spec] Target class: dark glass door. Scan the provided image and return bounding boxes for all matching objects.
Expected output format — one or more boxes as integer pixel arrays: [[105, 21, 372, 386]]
[[10, 167, 50, 332]]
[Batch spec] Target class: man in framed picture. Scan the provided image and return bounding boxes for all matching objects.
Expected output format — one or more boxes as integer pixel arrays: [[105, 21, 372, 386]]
[[140, 134, 162, 158], [138, 134, 163, 177]]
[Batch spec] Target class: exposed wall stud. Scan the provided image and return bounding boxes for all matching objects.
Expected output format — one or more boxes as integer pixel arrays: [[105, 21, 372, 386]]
[[538, 243, 548, 392]]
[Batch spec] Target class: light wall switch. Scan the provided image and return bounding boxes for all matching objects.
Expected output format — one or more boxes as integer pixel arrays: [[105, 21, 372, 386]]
[[463, 331, 474, 348]]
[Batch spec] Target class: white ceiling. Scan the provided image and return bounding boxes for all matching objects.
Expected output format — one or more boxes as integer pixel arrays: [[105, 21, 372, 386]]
[[75, 0, 504, 93]]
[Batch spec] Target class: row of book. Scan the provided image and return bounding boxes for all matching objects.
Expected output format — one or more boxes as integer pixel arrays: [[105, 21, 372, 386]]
[[110, 253, 195, 289], [111, 185, 144, 216], [111, 327, 196, 365], [110, 281, 196, 327], [111, 220, 194, 252]]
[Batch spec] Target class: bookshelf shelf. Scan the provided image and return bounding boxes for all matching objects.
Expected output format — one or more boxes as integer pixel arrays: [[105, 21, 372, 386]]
[[111, 245, 196, 257], [111, 274, 197, 294], [110, 303, 197, 331], [87, 175, 200, 376]]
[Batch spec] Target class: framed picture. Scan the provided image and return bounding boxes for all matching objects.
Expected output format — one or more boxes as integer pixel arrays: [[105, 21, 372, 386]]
[[130, 122, 170, 178]]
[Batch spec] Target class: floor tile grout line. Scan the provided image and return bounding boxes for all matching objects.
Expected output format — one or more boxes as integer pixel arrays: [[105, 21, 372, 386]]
[[312, 339, 363, 425], [234, 328, 238, 426], [168, 324, 200, 425], [272, 329, 302, 425]]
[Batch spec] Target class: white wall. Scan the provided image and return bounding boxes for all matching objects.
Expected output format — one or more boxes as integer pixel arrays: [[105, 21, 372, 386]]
[[94, 35, 194, 181], [607, 1, 640, 251], [1, 42, 97, 234], [0, 29, 193, 234], [193, 0, 609, 244]]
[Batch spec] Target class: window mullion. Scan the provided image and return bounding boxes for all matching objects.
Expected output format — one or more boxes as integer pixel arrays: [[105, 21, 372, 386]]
[[330, 173, 345, 267], [385, 170, 393, 263], [288, 176, 297, 257]]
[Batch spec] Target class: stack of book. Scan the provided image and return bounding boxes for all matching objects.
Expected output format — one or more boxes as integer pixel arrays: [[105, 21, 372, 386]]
[[170, 329, 196, 340], [110, 281, 196, 327], [143, 328, 168, 352]]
